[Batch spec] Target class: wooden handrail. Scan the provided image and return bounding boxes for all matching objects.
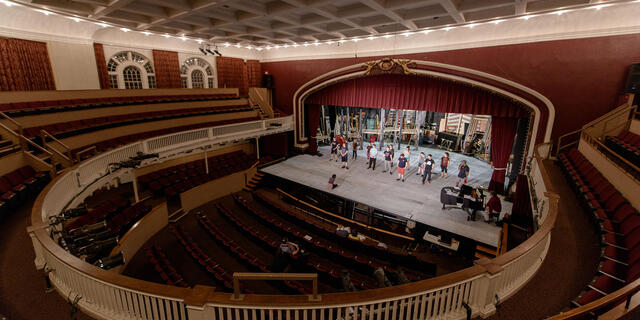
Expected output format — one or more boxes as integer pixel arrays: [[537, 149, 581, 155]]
[[548, 278, 640, 319], [20, 135, 53, 157], [40, 129, 71, 151], [276, 187, 415, 241], [75, 146, 97, 161], [582, 131, 640, 182], [582, 102, 633, 130], [232, 273, 319, 301], [0, 111, 23, 135]]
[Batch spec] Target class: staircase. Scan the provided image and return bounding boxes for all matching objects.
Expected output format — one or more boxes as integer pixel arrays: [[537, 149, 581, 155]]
[[475, 243, 499, 259], [243, 171, 265, 192], [0, 134, 20, 157]]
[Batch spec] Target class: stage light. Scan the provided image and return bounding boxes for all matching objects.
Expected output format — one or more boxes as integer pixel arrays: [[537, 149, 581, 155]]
[[120, 28, 130, 32], [142, 31, 151, 36], [162, 34, 171, 38]]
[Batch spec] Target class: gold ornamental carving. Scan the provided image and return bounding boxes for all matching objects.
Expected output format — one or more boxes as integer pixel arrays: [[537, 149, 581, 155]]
[[362, 58, 416, 76]]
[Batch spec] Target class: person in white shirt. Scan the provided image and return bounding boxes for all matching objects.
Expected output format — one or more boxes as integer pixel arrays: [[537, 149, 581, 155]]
[[368, 145, 378, 170]]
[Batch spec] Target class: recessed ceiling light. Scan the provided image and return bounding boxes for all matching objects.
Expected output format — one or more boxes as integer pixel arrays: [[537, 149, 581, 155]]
[[293, 44, 299, 47], [493, 19, 503, 25], [179, 36, 187, 41], [142, 31, 151, 36], [1, 1, 13, 7], [162, 34, 171, 38], [326, 41, 335, 44], [120, 28, 130, 32], [422, 30, 432, 34], [196, 39, 203, 43], [401, 32, 412, 37], [38, 9, 52, 15], [466, 23, 477, 28], [443, 27, 453, 31], [383, 34, 392, 38], [554, 10, 567, 15], [97, 23, 109, 28], [224, 42, 230, 47], [367, 36, 377, 40]]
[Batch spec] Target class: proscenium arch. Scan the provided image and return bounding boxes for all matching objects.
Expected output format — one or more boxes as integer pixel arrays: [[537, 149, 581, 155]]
[[292, 60, 555, 158]]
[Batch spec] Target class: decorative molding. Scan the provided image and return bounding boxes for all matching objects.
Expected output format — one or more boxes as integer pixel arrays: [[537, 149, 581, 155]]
[[362, 58, 416, 76]]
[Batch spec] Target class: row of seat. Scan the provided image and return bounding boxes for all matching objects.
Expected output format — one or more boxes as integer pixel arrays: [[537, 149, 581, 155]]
[[559, 148, 640, 308], [106, 202, 151, 235], [24, 104, 252, 139], [169, 224, 250, 293], [2, 93, 239, 116], [215, 202, 377, 291], [71, 117, 260, 161], [233, 194, 424, 282], [65, 196, 129, 231], [143, 244, 189, 288], [252, 190, 436, 275], [605, 130, 640, 169], [0, 166, 50, 218], [140, 152, 256, 198]]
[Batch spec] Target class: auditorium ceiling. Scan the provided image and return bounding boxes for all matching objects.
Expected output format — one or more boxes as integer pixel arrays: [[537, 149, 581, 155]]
[[17, 0, 615, 46]]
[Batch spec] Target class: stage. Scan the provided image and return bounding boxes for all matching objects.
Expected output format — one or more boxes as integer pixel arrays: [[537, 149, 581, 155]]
[[261, 144, 511, 247]]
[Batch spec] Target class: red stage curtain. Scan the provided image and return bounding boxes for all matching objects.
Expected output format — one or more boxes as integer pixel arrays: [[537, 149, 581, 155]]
[[306, 104, 322, 153], [511, 174, 532, 227], [152, 50, 181, 88], [93, 43, 110, 89], [217, 57, 248, 95], [488, 117, 518, 193], [0, 37, 55, 91], [246, 60, 262, 88], [307, 74, 528, 118]]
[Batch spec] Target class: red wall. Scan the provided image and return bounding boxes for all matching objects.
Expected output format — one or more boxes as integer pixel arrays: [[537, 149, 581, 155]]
[[262, 34, 640, 139]]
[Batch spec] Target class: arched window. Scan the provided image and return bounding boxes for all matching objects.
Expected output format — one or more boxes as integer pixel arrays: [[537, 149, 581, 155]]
[[123, 66, 142, 89], [106, 51, 156, 89], [180, 57, 215, 88], [191, 70, 204, 88]]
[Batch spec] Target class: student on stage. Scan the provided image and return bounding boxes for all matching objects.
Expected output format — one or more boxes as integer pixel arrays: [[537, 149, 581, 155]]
[[456, 160, 470, 187], [383, 146, 393, 174], [330, 138, 338, 162], [389, 145, 395, 168], [397, 153, 407, 182], [422, 154, 435, 184], [340, 143, 349, 169], [404, 146, 411, 171], [440, 152, 450, 178], [327, 174, 338, 189], [416, 152, 426, 176], [482, 191, 502, 223], [352, 139, 358, 159], [368, 144, 378, 170], [366, 143, 372, 165]]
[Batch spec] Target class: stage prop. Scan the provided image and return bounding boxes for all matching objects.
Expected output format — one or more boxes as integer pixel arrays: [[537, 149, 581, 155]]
[[440, 186, 485, 221]]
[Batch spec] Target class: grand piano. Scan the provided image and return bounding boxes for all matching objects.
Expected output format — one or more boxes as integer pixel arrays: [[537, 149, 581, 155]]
[[440, 185, 485, 221]]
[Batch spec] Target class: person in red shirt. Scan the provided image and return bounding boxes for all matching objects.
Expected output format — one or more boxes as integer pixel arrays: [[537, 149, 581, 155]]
[[483, 191, 502, 222], [440, 152, 450, 178]]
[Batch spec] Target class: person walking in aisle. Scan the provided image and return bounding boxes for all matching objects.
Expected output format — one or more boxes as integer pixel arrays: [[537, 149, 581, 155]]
[[330, 138, 338, 162], [368, 144, 378, 170], [396, 153, 407, 182], [352, 139, 358, 159], [440, 152, 450, 178], [340, 143, 349, 170], [422, 154, 435, 184], [416, 152, 426, 176], [383, 146, 393, 173], [456, 160, 470, 187]]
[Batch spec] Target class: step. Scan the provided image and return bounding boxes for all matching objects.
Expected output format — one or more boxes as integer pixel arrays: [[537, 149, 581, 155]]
[[474, 251, 493, 260], [255, 172, 265, 177], [242, 187, 253, 192], [0, 139, 12, 148]]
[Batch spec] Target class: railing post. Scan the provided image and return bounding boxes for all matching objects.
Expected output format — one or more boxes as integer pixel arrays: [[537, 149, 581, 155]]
[[473, 260, 503, 318], [26, 225, 47, 269], [184, 285, 215, 320]]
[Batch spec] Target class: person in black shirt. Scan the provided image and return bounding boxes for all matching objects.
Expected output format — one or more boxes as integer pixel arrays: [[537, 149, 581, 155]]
[[421, 154, 435, 184], [340, 143, 349, 169], [351, 139, 358, 159], [456, 160, 470, 187], [330, 138, 338, 162]]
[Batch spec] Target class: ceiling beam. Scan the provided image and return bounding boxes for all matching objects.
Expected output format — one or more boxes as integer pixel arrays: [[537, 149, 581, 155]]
[[359, 0, 418, 30], [89, 0, 136, 19], [438, 0, 465, 23]]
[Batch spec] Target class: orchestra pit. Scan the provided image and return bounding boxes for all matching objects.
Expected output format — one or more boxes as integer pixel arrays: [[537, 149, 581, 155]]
[[1, 1, 640, 319]]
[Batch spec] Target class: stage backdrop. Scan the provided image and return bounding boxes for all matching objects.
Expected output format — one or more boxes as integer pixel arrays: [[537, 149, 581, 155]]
[[306, 73, 524, 186]]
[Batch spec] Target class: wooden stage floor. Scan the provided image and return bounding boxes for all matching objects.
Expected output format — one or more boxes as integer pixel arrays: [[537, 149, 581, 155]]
[[261, 144, 512, 247]]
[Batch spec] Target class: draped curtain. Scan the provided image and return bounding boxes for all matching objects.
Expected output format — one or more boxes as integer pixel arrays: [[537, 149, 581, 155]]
[[152, 50, 181, 88], [246, 60, 262, 88], [511, 174, 533, 228], [216, 57, 248, 95], [488, 117, 519, 193], [0, 37, 55, 91], [306, 104, 322, 154], [307, 74, 528, 118], [93, 43, 110, 89]]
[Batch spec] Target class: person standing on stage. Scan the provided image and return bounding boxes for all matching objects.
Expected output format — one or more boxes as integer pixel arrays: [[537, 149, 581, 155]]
[[397, 153, 407, 182], [366, 143, 372, 165], [440, 152, 450, 178], [416, 152, 426, 176], [330, 138, 338, 162], [340, 143, 349, 170], [404, 146, 411, 171], [383, 146, 393, 173], [389, 145, 395, 168], [422, 154, 435, 185], [352, 139, 358, 159], [368, 144, 378, 170], [456, 160, 470, 187]]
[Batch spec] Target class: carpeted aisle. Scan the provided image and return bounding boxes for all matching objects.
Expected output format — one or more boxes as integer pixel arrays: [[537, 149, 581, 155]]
[[482, 160, 602, 320], [0, 199, 93, 320]]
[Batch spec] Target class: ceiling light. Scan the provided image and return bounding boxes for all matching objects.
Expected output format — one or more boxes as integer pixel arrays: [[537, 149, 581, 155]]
[[367, 36, 377, 40], [256, 47, 263, 51], [383, 34, 392, 38], [303, 43, 310, 46], [162, 34, 171, 38], [196, 39, 203, 43], [466, 23, 477, 28], [274, 45, 280, 49], [521, 15, 532, 20], [179, 36, 187, 41], [142, 31, 151, 36], [314, 41, 320, 45], [554, 10, 567, 15], [234, 43, 241, 48], [97, 23, 109, 28], [593, 4, 609, 10], [245, 46, 252, 49], [120, 28, 130, 32], [422, 30, 432, 34], [352, 38, 361, 42], [326, 41, 335, 44], [283, 44, 290, 48], [38, 9, 52, 15], [266, 46, 272, 50], [493, 19, 503, 25], [338, 39, 346, 43], [224, 42, 230, 47], [293, 44, 299, 47], [1, 1, 13, 7], [401, 32, 412, 37], [70, 17, 81, 22], [443, 27, 453, 31]]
